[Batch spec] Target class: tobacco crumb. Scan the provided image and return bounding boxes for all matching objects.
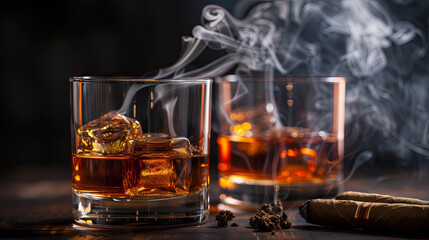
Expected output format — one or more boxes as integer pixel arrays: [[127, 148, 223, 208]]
[[249, 202, 292, 232], [231, 222, 239, 227], [216, 210, 236, 227], [261, 202, 283, 215]]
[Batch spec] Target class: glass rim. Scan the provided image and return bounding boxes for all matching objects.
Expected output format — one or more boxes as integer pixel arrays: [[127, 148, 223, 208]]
[[216, 75, 346, 83], [69, 76, 213, 83]]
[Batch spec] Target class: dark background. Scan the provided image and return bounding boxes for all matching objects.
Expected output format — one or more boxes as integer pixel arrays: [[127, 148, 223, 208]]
[[0, 0, 233, 173], [1, 1, 428, 182]]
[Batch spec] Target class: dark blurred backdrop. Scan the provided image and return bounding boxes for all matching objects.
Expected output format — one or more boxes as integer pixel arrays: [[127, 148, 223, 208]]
[[0, 0, 234, 173]]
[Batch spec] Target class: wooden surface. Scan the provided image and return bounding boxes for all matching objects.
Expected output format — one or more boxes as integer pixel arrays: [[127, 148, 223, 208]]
[[0, 166, 428, 240]]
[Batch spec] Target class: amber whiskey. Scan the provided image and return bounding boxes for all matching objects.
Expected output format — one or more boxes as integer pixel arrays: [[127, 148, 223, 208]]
[[72, 112, 209, 199], [72, 153, 208, 198], [217, 131, 341, 188]]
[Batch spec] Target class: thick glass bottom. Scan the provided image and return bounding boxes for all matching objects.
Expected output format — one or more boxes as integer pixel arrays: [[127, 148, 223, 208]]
[[219, 175, 342, 208], [72, 188, 209, 228]]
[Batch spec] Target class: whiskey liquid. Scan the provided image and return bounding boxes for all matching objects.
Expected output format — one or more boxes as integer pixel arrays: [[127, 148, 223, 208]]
[[217, 134, 341, 187], [72, 154, 208, 198]]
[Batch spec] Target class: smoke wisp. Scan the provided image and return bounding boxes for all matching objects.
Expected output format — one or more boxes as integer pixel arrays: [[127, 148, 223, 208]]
[[150, 0, 429, 179]]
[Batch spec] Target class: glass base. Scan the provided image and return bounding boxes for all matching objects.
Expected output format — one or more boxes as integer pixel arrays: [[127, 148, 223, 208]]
[[72, 188, 209, 228], [219, 176, 342, 208]]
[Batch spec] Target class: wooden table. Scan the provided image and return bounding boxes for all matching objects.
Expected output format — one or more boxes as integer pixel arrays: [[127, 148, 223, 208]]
[[1, 166, 428, 239]]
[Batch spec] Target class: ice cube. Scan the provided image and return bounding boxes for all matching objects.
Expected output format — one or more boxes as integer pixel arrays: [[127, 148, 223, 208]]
[[122, 134, 193, 196], [129, 133, 172, 155], [77, 111, 143, 155], [128, 134, 196, 156], [171, 137, 194, 155], [123, 157, 176, 196], [122, 156, 191, 197]]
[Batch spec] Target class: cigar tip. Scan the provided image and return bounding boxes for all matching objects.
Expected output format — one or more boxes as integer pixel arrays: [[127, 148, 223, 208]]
[[335, 191, 353, 199], [335, 192, 342, 199], [298, 200, 309, 221]]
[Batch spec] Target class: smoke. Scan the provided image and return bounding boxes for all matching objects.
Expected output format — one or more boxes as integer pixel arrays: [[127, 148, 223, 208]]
[[163, 96, 178, 137], [149, 0, 429, 179]]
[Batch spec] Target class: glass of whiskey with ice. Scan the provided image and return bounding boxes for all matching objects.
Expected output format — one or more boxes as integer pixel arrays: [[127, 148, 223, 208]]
[[216, 76, 345, 207], [70, 77, 212, 227]]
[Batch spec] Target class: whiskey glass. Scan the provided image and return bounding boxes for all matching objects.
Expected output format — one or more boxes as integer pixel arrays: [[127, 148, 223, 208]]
[[70, 77, 212, 227], [216, 75, 345, 206]]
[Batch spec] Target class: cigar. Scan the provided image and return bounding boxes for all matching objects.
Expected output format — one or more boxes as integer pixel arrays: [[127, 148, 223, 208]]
[[336, 191, 429, 205], [299, 199, 429, 233]]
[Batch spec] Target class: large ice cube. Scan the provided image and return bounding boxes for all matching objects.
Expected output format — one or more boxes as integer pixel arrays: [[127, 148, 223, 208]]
[[123, 157, 176, 196], [172, 137, 195, 155], [77, 111, 143, 155], [129, 133, 172, 155], [122, 133, 193, 196]]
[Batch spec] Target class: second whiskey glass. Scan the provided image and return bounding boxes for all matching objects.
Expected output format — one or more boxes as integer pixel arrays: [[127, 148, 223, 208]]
[[216, 75, 345, 206]]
